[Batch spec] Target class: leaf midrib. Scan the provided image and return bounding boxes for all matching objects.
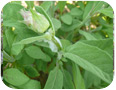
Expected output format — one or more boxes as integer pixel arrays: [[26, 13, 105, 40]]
[[68, 41, 113, 60], [64, 52, 111, 83], [51, 67, 59, 89]]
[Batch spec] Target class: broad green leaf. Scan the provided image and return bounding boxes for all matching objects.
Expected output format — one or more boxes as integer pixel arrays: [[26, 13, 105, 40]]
[[11, 1, 21, 4], [61, 19, 82, 32], [11, 44, 24, 55], [25, 1, 34, 9], [99, 7, 113, 18], [19, 80, 41, 89], [3, 20, 30, 32], [79, 30, 97, 40], [44, 66, 63, 89], [52, 18, 61, 30], [61, 14, 72, 25], [34, 41, 49, 48], [72, 63, 85, 89], [81, 39, 113, 57], [83, 1, 106, 22], [5, 29, 15, 48], [35, 60, 47, 72], [57, 1, 66, 14], [43, 47, 55, 57], [3, 68, 30, 86], [91, 32, 103, 40], [14, 34, 46, 45], [25, 46, 51, 62], [64, 41, 113, 83], [40, 1, 53, 11], [70, 7, 83, 16], [3, 50, 15, 62], [17, 51, 35, 65], [61, 39, 71, 51], [24, 66, 40, 78], [83, 2, 94, 20], [3, 3, 23, 21], [62, 69, 74, 89], [35, 6, 55, 34], [84, 71, 101, 88], [14, 27, 38, 40]]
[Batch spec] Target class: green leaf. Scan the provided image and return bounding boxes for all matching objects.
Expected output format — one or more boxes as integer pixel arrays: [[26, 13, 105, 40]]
[[34, 41, 49, 48], [99, 7, 113, 18], [3, 68, 30, 86], [72, 63, 85, 89], [17, 51, 35, 65], [11, 44, 24, 55], [104, 28, 113, 38], [43, 47, 55, 57], [64, 41, 113, 83], [83, 2, 94, 20], [61, 14, 72, 25], [83, 1, 106, 22], [62, 69, 74, 89], [24, 66, 40, 78], [35, 60, 47, 72], [57, 1, 66, 14], [5, 29, 15, 48], [3, 50, 15, 62], [61, 19, 82, 32], [25, 46, 51, 62], [14, 28, 38, 40], [3, 35, 7, 49], [11, 1, 21, 4], [84, 71, 101, 88], [14, 34, 46, 45], [35, 6, 55, 34], [70, 7, 83, 16], [81, 39, 113, 57], [25, 1, 34, 9], [19, 80, 41, 89], [61, 39, 71, 51], [52, 18, 61, 30], [44, 66, 63, 89], [3, 3, 23, 21], [40, 1, 53, 11], [78, 1, 84, 10], [79, 30, 97, 40]]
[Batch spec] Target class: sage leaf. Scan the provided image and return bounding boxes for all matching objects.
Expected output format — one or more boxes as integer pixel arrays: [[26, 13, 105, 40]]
[[64, 41, 113, 83], [52, 18, 61, 30], [18, 80, 41, 89], [25, 46, 51, 62], [72, 63, 85, 89], [62, 69, 74, 89], [99, 7, 113, 18], [44, 66, 63, 89], [70, 7, 83, 16], [3, 68, 30, 86], [79, 30, 97, 40], [61, 14, 72, 25], [24, 65, 40, 78]]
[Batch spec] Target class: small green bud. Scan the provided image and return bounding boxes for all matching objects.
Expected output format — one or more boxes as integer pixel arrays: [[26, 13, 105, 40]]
[[20, 9, 50, 33]]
